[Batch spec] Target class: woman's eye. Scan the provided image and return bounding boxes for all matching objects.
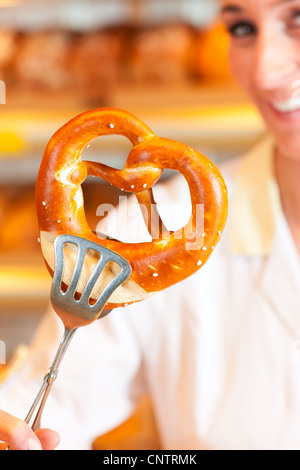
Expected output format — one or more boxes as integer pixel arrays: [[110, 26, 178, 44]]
[[228, 22, 257, 38], [289, 10, 300, 28]]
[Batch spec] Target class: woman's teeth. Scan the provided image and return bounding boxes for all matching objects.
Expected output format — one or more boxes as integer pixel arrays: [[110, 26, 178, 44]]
[[272, 97, 300, 113]]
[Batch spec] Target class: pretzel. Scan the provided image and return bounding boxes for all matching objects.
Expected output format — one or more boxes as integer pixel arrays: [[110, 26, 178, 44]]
[[36, 108, 228, 309]]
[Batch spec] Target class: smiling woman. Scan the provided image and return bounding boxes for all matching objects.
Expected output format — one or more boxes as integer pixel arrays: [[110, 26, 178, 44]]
[[221, 0, 300, 254]]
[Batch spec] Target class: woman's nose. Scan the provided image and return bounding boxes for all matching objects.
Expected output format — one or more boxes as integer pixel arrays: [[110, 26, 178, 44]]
[[253, 29, 297, 90]]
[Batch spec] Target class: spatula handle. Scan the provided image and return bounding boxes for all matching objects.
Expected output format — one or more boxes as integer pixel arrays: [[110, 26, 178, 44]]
[[24, 328, 76, 431]]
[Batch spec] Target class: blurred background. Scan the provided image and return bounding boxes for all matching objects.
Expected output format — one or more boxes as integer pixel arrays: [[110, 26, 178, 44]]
[[0, 0, 265, 361]]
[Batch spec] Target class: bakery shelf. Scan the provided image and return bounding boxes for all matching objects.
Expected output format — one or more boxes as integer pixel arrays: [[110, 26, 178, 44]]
[[0, 0, 219, 31], [0, 82, 265, 184]]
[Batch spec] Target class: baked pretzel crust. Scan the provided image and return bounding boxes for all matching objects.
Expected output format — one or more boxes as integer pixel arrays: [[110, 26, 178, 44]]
[[36, 108, 228, 308]]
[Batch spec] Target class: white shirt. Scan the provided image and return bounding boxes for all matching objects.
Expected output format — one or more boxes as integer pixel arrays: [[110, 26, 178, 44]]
[[1, 135, 300, 450]]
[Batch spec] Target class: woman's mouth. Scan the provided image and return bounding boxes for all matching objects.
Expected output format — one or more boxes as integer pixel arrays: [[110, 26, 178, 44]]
[[268, 97, 300, 122]]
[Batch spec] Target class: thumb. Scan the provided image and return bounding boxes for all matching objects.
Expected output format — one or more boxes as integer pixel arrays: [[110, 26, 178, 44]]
[[35, 428, 60, 450]]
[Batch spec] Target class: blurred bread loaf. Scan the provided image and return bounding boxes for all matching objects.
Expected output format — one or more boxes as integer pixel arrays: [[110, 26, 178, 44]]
[[69, 28, 125, 102], [12, 31, 71, 91], [193, 23, 232, 80], [0, 30, 18, 83], [130, 23, 195, 85]]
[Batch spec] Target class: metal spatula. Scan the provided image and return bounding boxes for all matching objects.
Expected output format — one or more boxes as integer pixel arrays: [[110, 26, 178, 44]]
[[10, 234, 132, 440]]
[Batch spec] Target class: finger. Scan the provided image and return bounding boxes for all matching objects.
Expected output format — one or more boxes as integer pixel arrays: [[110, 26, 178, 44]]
[[35, 428, 60, 450], [0, 410, 42, 450]]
